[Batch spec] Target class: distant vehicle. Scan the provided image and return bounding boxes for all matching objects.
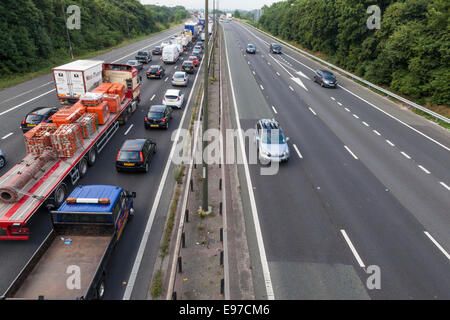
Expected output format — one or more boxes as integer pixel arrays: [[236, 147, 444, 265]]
[[192, 49, 202, 60], [0, 149, 5, 169], [161, 40, 172, 48], [182, 61, 195, 74], [269, 43, 282, 54], [126, 60, 143, 71], [313, 69, 337, 88], [21, 106, 59, 133], [163, 89, 185, 109], [162, 44, 180, 64], [196, 41, 204, 49], [145, 105, 173, 130], [170, 36, 176, 40], [246, 44, 256, 54], [188, 56, 200, 67], [3, 185, 136, 299], [152, 46, 162, 55], [200, 32, 205, 41], [135, 50, 152, 64], [146, 65, 165, 79], [175, 42, 184, 55], [172, 71, 189, 87], [226, 13, 232, 20], [193, 45, 203, 53], [116, 139, 157, 173], [255, 119, 290, 164]]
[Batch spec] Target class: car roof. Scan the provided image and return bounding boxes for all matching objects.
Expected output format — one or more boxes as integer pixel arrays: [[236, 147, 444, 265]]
[[248, 43, 255, 46], [189, 56, 198, 59], [258, 119, 281, 130], [150, 105, 167, 112], [174, 71, 186, 76], [127, 60, 138, 63], [120, 139, 147, 151], [165, 89, 180, 96], [150, 65, 160, 68], [29, 107, 54, 115]]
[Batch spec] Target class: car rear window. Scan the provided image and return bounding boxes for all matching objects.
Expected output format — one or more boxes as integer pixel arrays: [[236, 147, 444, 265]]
[[138, 51, 148, 56], [148, 111, 164, 119], [165, 95, 178, 100], [184, 62, 193, 66], [150, 67, 159, 72], [174, 73, 184, 79], [118, 151, 140, 161], [26, 114, 44, 123]]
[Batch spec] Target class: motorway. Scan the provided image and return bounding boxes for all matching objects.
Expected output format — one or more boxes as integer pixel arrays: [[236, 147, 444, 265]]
[[0, 24, 204, 299], [222, 21, 450, 299]]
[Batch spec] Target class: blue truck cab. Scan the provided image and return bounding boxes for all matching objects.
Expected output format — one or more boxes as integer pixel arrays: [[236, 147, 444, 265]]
[[3, 185, 136, 300]]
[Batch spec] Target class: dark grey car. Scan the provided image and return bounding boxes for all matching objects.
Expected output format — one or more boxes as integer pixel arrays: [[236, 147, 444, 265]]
[[314, 70, 337, 88], [127, 60, 143, 71], [270, 43, 282, 54]]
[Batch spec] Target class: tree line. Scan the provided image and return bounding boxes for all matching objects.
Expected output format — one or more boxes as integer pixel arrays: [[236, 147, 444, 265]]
[[258, 0, 449, 107], [0, 0, 189, 77]]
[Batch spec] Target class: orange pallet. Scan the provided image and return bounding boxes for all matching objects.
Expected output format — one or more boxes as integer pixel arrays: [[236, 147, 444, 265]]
[[93, 83, 112, 95], [80, 92, 104, 106], [51, 123, 84, 158], [102, 94, 121, 113], [107, 83, 126, 102], [87, 101, 110, 125]]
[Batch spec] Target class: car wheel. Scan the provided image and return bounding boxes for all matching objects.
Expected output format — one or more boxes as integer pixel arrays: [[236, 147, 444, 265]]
[[165, 122, 169, 130], [0, 156, 5, 169], [144, 162, 149, 173], [320, 81, 324, 87]]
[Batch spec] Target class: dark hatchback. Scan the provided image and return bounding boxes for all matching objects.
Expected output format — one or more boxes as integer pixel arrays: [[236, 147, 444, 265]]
[[152, 46, 162, 55], [146, 65, 165, 79], [116, 139, 157, 173], [144, 105, 173, 130], [314, 70, 337, 88], [21, 107, 59, 132], [270, 43, 282, 54], [182, 61, 195, 74]]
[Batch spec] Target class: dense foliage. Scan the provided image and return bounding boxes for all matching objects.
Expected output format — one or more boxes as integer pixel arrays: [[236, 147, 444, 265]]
[[0, 0, 189, 77], [144, 5, 190, 28], [258, 0, 449, 107]]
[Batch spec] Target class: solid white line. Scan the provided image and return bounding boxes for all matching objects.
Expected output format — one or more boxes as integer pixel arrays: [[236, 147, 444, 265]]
[[373, 130, 381, 136], [123, 43, 206, 300], [363, 121, 370, 127], [272, 106, 278, 114], [401, 151, 411, 159], [1, 132, 13, 140], [252, 71, 256, 75], [124, 124, 134, 136], [341, 230, 366, 268], [174, 66, 177, 69], [224, 30, 275, 300], [165, 77, 169, 82], [344, 145, 358, 160], [439, 181, 450, 191], [268, 62, 271, 65], [276, 72, 280, 76], [1, 81, 53, 105], [424, 232, 450, 260], [260, 84, 264, 91], [150, 94, 156, 101], [386, 140, 395, 147], [309, 107, 316, 115], [289, 86, 294, 92], [418, 165, 431, 174], [353, 114, 359, 119], [293, 144, 303, 159]]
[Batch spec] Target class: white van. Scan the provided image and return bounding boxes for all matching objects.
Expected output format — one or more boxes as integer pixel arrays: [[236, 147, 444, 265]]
[[162, 44, 179, 64]]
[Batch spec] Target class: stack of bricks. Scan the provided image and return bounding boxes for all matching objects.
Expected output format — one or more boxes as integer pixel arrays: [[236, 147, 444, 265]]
[[24, 123, 58, 156], [50, 123, 84, 158]]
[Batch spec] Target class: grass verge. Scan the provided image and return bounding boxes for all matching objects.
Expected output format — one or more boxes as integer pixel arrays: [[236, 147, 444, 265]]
[[150, 269, 164, 298]]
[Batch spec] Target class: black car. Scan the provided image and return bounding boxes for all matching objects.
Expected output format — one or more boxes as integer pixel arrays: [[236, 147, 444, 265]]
[[146, 65, 165, 79], [181, 61, 195, 74], [314, 70, 337, 88], [270, 43, 282, 54], [135, 50, 152, 64], [152, 46, 162, 55], [21, 106, 59, 132], [116, 139, 157, 173], [192, 50, 202, 61], [246, 44, 256, 54], [145, 105, 173, 130]]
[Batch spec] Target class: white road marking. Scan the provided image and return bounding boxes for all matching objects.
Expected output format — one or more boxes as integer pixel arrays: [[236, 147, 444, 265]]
[[276, 72, 280, 76], [165, 77, 169, 82], [353, 114, 359, 119], [174, 66, 177, 69], [373, 130, 381, 136], [344, 145, 358, 160], [401, 151, 411, 159], [291, 77, 308, 91], [341, 230, 365, 268], [309, 107, 316, 115], [439, 181, 450, 191], [124, 124, 134, 135], [272, 106, 278, 114], [252, 71, 256, 75], [337, 102, 342, 106], [0, 89, 55, 117], [424, 232, 450, 260], [296, 71, 311, 80], [224, 30, 274, 300], [1, 81, 53, 105], [331, 97, 336, 101], [293, 144, 303, 159], [362, 121, 370, 127], [289, 86, 294, 92], [386, 140, 395, 147], [268, 62, 271, 65], [418, 165, 431, 174], [150, 94, 156, 101], [345, 108, 351, 112], [260, 84, 264, 91], [1, 132, 13, 140]]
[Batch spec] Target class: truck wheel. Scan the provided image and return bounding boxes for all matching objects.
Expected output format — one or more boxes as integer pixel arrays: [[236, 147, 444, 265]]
[[87, 148, 97, 166], [97, 281, 105, 300], [121, 112, 129, 125], [0, 156, 5, 169], [79, 158, 88, 177], [54, 183, 67, 207]]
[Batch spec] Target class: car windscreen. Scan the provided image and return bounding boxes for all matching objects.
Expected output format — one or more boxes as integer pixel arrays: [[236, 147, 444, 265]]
[[262, 130, 286, 144], [25, 114, 44, 123], [118, 151, 140, 161], [272, 44, 281, 49], [148, 111, 164, 119]]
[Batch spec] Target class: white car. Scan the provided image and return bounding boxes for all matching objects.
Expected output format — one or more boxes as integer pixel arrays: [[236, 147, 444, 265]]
[[163, 89, 185, 109]]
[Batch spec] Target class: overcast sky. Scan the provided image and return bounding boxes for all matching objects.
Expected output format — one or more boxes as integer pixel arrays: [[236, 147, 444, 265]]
[[140, 0, 283, 11]]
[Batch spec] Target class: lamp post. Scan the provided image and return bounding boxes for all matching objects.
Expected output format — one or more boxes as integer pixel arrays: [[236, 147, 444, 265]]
[[202, 0, 209, 212]]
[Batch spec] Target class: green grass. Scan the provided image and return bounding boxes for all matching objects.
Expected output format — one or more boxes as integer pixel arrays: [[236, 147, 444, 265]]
[[0, 21, 184, 90], [151, 269, 164, 298]]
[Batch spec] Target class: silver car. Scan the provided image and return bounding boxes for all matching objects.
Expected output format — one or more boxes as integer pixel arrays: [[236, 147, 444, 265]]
[[127, 60, 143, 71], [0, 149, 6, 169], [255, 119, 290, 163], [171, 71, 189, 87]]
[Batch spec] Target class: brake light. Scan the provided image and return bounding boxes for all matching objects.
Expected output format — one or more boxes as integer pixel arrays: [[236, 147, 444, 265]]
[[21, 119, 25, 125], [140, 152, 144, 163], [177, 97, 180, 101], [116, 151, 121, 161], [145, 116, 148, 122], [163, 96, 166, 101], [156, 71, 160, 74], [161, 117, 167, 123]]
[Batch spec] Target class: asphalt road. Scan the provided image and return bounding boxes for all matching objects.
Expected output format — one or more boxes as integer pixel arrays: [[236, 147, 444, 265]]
[[0, 24, 204, 299], [222, 21, 450, 299]]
